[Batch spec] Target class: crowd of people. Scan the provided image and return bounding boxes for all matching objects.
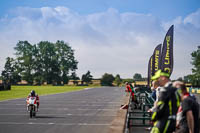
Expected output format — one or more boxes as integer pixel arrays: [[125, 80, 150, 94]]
[[125, 69, 199, 133]]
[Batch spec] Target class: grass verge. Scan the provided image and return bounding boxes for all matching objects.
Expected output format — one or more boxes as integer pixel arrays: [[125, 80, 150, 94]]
[[0, 85, 92, 101]]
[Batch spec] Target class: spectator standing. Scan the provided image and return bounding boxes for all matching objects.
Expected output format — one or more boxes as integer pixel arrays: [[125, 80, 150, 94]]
[[150, 70, 181, 133], [175, 83, 199, 133]]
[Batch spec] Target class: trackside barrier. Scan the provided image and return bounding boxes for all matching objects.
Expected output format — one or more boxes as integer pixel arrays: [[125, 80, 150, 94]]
[[187, 87, 200, 94], [124, 86, 155, 132]]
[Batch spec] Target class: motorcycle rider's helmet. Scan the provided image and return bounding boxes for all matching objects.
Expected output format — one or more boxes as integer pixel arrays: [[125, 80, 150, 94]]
[[30, 90, 36, 97]]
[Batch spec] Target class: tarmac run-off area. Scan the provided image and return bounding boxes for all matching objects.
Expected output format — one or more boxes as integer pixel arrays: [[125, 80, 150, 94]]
[[0, 87, 125, 133]]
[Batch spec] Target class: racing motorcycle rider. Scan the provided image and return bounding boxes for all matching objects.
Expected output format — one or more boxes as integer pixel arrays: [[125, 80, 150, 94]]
[[26, 90, 40, 111]]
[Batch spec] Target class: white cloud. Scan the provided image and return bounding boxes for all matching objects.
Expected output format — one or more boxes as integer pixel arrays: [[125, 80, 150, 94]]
[[0, 7, 200, 79], [184, 8, 200, 29]]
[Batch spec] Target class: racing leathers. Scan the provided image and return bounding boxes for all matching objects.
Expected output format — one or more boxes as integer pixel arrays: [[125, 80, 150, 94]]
[[26, 94, 40, 111], [151, 82, 180, 133]]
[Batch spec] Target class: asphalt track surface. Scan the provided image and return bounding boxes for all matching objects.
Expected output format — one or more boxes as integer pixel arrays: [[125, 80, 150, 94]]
[[0, 87, 125, 133]]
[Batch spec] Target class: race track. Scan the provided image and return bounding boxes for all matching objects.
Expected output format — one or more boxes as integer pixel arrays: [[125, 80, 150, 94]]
[[0, 87, 125, 133]]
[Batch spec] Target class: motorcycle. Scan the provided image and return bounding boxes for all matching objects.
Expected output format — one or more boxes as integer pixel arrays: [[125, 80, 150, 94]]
[[26, 96, 38, 118]]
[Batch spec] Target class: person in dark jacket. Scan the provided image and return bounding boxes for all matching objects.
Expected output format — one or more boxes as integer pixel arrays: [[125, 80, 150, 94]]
[[150, 70, 181, 133]]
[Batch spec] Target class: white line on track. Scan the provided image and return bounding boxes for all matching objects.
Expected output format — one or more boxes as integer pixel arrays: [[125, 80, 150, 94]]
[[0, 104, 120, 107], [0, 113, 116, 117], [77, 108, 116, 111], [0, 108, 117, 111], [0, 101, 122, 105], [0, 122, 111, 126]]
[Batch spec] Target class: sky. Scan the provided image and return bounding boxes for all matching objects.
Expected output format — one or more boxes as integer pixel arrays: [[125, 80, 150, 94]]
[[0, 0, 200, 79]]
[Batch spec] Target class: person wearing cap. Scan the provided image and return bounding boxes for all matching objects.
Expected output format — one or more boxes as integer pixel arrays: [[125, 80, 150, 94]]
[[150, 70, 181, 133]]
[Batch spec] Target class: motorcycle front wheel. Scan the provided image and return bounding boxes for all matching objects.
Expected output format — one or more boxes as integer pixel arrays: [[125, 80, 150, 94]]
[[33, 112, 36, 117], [30, 110, 33, 118]]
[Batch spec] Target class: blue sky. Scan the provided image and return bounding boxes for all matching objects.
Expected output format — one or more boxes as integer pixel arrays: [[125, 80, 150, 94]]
[[1, 0, 200, 19], [0, 0, 200, 79]]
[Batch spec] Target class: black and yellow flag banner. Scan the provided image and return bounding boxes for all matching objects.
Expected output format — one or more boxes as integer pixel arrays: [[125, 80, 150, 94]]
[[148, 44, 162, 85], [160, 25, 174, 77], [147, 55, 153, 86], [152, 44, 162, 75]]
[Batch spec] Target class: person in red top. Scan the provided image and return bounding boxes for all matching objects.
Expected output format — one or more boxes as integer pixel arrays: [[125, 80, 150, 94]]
[[121, 82, 134, 110], [125, 82, 134, 98], [125, 82, 132, 92], [27, 90, 40, 111], [125, 82, 139, 109]]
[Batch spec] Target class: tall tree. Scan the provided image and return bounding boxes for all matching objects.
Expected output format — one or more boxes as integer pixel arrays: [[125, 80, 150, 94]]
[[190, 46, 200, 86], [14, 41, 34, 84], [133, 73, 142, 81], [177, 77, 183, 81], [81, 71, 93, 85], [184, 74, 197, 86], [1, 57, 21, 85], [101, 73, 115, 86], [183, 75, 191, 83], [114, 74, 122, 86], [36, 40, 78, 85], [37, 41, 56, 84], [55, 40, 78, 84], [4, 40, 78, 85], [70, 72, 80, 85], [32, 44, 44, 85]]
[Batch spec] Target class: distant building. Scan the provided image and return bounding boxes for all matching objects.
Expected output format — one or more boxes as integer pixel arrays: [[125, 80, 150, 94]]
[[68, 79, 101, 85], [17, 80, 28, 85], [135, 81, 148, 86]]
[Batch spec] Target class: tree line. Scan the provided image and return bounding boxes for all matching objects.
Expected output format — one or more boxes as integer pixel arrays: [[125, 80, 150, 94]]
[[178, 46, 200, 86], [1, 40, 78, 85], [3, 40, 200, 86]]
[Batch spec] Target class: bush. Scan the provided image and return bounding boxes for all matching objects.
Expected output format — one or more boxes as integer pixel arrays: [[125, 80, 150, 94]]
[[101, 73, 115, 86]]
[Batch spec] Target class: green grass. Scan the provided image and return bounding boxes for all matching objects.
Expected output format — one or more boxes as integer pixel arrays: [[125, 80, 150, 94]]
[[0, 85, 91, 101]]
